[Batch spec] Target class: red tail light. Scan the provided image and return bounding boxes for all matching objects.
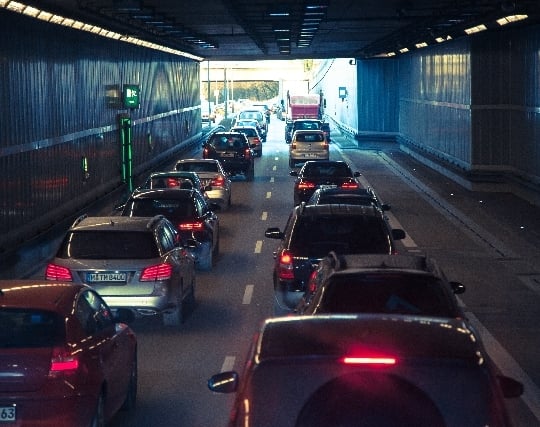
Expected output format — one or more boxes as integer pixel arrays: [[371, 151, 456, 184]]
[[179, 221, 204, 231], [45, 264, 73, 281], [203, 147, 209, 158], [167, 178, 179, 187], [244, 148, 252, 158], [278, 250, 295, 280], [307, 269, 318, 293], [291, 142, 297, 149], [49, 347, 79, 377], [341, 181, 359, 189], [140, 263, 172, 281], [323, 142, 329, 150], [211, 175, 225, 187], [297, 181, 316, 190], [341, 355, 396, 365]]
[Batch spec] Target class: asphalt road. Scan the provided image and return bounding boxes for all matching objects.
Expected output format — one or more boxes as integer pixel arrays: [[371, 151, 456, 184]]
[[13, 116, 540, 426]]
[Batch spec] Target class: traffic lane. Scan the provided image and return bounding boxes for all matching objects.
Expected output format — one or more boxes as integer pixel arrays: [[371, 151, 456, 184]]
[[339, 146, 540, 425], [108, 118, 290, 426]]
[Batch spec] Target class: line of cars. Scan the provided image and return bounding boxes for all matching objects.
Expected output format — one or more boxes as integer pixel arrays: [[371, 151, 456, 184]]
[[208, 156, 525, 426], [0, 139, 252, 425]]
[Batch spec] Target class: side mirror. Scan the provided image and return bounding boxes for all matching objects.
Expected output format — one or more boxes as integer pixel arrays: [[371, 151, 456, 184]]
[[265, 227, 284, 239], [289, 170, 298, 177], [208, 371, 239, 394], [113, 308, 135, 324], [392, 229, 406, 240], [450, 281, 466, 295], [353, 171, 361, 177], [498, 375, 524, 398]]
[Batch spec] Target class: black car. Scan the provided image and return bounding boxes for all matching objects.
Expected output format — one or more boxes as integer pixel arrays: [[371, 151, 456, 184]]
[[208, 315, 523, 427], [120, 188, 220, 271], [295, 252, 466, 317], [290, 160, 362, 205], [285, 118, 324, 143], [264, 203, 406, 314], [306, 185, 391, 212], [202, 132, 255, 181]]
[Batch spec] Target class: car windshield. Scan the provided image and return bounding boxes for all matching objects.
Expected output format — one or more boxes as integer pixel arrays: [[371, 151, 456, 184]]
[[316, 274, 455, 317], [124, 199, 195, 219], [58, 231, 159, 259], [0, 309, 64, 348], [302, 163, 351, 178], [176, 162, 218, 173], [296, 132, 324, 142], [290, 215, 390, 256], [211, 135, 246, 149], [318, 195, 376, 206]]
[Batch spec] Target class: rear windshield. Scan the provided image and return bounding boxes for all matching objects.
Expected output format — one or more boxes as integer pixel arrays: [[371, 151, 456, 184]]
[[232, 128, 257, 137], [57, 231, 159, 259], [0, 309, 64, 348], [318, 274, 456, 317], [176, 162, 218, 172], [295, 132, 324, 142], [210, 135, 247, 149], [238, 111, 262, 120], [303, 163, 351, 177], [123, 198, 195, 219], [290, 215, 391, 256]]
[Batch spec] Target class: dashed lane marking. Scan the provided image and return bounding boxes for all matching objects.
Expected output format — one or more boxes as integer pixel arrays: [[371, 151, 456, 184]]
[[254, 240, 263, 253], [243, 285, 254, 305]]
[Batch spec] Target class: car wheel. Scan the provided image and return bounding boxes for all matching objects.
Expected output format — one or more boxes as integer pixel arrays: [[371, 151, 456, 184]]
[[197, 242, 213, 271], [121, 355, 138, 411], [163, 287, 183, 327], [90, 392, 105, 427]]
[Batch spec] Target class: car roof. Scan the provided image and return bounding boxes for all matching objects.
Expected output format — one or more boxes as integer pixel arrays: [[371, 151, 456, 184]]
[[0, 280, 87, 311], [256, 314, 482, 364], [149, 171, 199, 179], [70, 215, 162, 231], [314, 187, 371, 196], [301, 160, 349, 168]]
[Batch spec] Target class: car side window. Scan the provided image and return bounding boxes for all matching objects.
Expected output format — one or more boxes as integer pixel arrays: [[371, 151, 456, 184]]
[[158, 224, 176, 252], [194, 192, 207, 215], [76, 290, 114, 335]]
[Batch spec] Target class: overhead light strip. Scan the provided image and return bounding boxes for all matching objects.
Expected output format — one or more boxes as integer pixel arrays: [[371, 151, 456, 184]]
[[0, 0, 204, 61]]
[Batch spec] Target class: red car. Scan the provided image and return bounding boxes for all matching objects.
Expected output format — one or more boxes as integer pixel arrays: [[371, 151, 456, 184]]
[[0, 280, 137, 427]]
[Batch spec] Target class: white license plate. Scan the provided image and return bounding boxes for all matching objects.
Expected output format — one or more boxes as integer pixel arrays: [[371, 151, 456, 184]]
[[87, 272, 127, 282], [220, 152, 235, 157], [0, 406, 16, 422]]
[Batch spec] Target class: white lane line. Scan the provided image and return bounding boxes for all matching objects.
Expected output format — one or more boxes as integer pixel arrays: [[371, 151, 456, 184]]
[[254, 240, 263, 253], [270, 177, 274, 183], [261, 211, 268, 221], [272, 165, 277, 171], [274, 157, 279, 161], [465, 309, 540, 421], [266, 191, 271, 198], [243, 285, 254, 305], [221, 356, 236, 372]]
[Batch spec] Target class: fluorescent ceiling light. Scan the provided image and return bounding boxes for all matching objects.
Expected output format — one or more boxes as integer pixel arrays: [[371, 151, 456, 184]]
[[435, 35, 452, 43], [464, 24, 487, 34], [415, 42, 428, 48], [399, 47, 409, 53], [497, 14, 528, 25]]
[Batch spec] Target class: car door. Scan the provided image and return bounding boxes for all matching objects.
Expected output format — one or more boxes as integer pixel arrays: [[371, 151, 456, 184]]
[[75, 289, 133, 411], [194, 191, 219, 249]]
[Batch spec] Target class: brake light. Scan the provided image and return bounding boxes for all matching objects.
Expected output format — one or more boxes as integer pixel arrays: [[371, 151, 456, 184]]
[[297, 181, 316, 190], [203, 147, 209, 158], [140, 263, 172, 281], [49, 347, 79, 377], [45, 263, 73, 281], [211, 175, 225, 187], [341, 181, 359, 189], [179, 221, 204, 231], [307, 269, 318, 293], [244, 148, 252, 158], [341, 356, 396, 365], [323, 141, 329, 149], [291, 142, 296, 149], [278, 250, 294, 280], [167, 178, 179, 187]]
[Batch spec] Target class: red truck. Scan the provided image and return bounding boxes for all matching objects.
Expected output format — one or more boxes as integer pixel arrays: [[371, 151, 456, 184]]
[[285, 93, 330, 143]]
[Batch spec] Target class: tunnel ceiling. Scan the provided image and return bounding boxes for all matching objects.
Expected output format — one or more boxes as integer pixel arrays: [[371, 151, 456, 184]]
[[23, 0, 540, 60]]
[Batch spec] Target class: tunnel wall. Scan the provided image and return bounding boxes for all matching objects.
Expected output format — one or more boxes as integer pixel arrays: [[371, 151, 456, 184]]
[[0, 11, 202, 251]]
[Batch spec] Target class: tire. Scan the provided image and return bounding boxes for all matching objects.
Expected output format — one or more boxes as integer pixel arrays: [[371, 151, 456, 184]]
[[163, 286, 183, 327], [90, 392, 105, 427], [121, 355, 138, 411]]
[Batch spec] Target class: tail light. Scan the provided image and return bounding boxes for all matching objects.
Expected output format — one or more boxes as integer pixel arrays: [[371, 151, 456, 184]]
[[341, 181, 359, 189], [297, 180, 316, 190], [203, 147, 209, 158], [49, 346, 79, 377], [253, 137, 261, 144], [45, 263, 73, 281], [323, 141, 329, 150], [307, 269, 318, 293], [341, 355, 396, 365], [141, 263, 172, 281], [179, 220, 204, 231], [278, 250, 295, 280], [211, 175, 226, 187], [291, 142, 297, 149], [244, 148, 252, 158], [167, 178, 179, 187]]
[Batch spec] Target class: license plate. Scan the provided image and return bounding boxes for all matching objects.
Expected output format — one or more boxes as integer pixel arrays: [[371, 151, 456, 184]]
[[87, 272, 127, 282], [0, 406, 16, 422], [220, 152, 235, 157]]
